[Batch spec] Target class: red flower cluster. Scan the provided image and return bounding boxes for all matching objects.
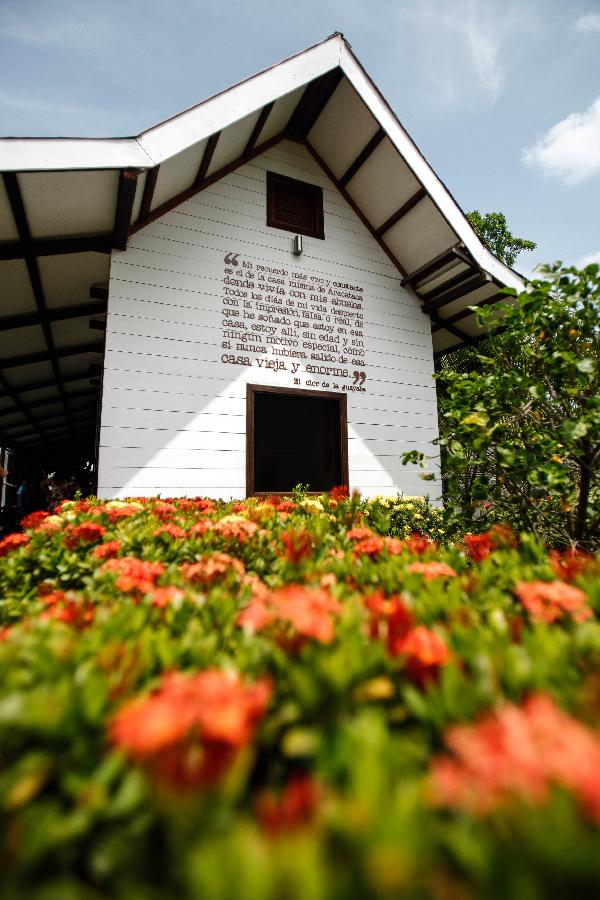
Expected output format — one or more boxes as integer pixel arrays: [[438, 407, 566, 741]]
[[181, 553, 245, 586], [110, 669, 272, 787], [281, 528, 313, 564], [39, 590, 95, 629], [464, 525, 516, 562], [514, 580, 591, 624], [20, 510, 50, 530], [431, 694, 600, 823], [549, 548, 596, 583], [0, 532, 30, 557], [330, 485, 349, 502], [93, 540, 122, 560], [63, 522, 106, 549], [255, 774, 319, 835], [364, 590, 413, 650], [101, 556, 165, 595], [347, 527, 374, 542], [238, 585, 342, 645]]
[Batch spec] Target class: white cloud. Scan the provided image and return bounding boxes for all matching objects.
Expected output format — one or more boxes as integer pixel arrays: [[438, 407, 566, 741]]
[[574, 12, 600, 33], [575, 250, 600, 267], [522, 96, 600, 184]]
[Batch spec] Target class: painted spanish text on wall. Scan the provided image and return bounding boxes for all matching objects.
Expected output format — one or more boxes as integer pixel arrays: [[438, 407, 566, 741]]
[[219, 251, 367, 392]]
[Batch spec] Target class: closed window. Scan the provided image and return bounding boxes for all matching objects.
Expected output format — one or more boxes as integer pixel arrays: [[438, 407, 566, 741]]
[[266, 171, 324, 239]]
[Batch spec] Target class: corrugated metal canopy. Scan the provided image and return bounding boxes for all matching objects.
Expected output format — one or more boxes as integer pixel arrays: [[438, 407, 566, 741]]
[[0, 32, 523, 453]]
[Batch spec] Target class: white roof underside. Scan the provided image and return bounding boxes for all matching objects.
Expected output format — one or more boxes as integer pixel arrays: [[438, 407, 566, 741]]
[[0, 33, 523, 452]]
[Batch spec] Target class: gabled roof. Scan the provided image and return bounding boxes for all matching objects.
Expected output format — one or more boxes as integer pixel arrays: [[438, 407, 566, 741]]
[[0, 32, 523, 453]]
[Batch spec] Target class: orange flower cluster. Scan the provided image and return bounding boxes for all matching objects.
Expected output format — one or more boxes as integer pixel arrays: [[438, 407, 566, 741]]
[[213, 517, 259, 543], [392, 626, 450, 683], [430, 694, 600, 823], [102, 504, 141, 523], [255, 774, 319, 835], [154, 524, 186, 539], [353, 536, 385, 557], [63, 522, 106, 549], [514, 580, 591, 624], [150, 586, 185, 609], [110, 669, 272, 787], [280, 528, 313, 564], [101, 556, 165, 595], [0, 532, 30, 557], [347, 527, 374, 542], [238, 585, 342, 645], [181, 553, 245, 587], [406, 561, 457, 581], [152, 502, 177, 522]]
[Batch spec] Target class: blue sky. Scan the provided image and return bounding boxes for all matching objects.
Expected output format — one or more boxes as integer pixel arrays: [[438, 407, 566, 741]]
[[1, 0, 599, 274]]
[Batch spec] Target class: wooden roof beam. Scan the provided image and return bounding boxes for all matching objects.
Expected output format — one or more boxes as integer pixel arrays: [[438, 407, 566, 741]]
[[0, 234, 112, 261], [4, 407, 95, 432], [242, 103, 275, 158], [138, 166, 160, 222], [286, 68, 343, 139], [14, 370, 94, 395], [112, 168, 139, 250], [1, 340, 104, 370], [431, 292, 506, 333], [376, 186, 427, 238], [339, 128, 385, 188], [0, 371, 46, 441], [0, 386, 98, 420], [0, 299, 107, 331], [429, 310, 471, 343], [305, 140, 407, 278], [3, 172, 74, 431], [434, 325, 508, 360], [422, 273, 492, 314], [193, 132, 220, 187], [401, 244, 474, 287]]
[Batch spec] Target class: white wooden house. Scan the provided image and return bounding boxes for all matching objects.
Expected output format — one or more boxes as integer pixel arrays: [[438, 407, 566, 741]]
[[0, 34, 522, 499]]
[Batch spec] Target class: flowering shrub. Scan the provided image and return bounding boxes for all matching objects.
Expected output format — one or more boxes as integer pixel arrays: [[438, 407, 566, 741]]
[[0, 495, 599, 898]]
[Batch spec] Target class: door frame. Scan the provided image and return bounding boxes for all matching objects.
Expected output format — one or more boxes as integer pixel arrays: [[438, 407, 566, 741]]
[[246, 383, 349, 497]]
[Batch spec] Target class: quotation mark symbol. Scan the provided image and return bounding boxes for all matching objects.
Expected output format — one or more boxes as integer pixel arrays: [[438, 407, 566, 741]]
[[352, 371, 366, 385], [224, 251, 240, 266]]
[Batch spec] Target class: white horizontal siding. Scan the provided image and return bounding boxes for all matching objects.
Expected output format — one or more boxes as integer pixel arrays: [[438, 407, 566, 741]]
[[98, 140, 440, 500]]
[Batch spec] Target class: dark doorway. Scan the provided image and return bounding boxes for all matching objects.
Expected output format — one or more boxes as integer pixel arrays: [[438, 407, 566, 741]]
[[247, 385, 348, 495]]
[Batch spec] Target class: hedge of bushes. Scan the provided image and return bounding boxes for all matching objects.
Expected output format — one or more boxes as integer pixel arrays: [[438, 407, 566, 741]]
[[1, 493, 599, 899]]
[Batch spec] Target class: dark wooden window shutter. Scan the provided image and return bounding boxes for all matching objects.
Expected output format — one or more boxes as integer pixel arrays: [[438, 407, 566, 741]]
[[266, 171, 324, 239]]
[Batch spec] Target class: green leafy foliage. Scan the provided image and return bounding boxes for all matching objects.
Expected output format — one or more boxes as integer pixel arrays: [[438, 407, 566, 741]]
[[0, 496, 600, 898], [467, 210, 537, 267], [415, 264, 599, 547]]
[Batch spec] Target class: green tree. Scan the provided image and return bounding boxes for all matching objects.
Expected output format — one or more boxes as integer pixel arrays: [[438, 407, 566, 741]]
[[437, 264, 600, 546], [467, 210, 536, 268]]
